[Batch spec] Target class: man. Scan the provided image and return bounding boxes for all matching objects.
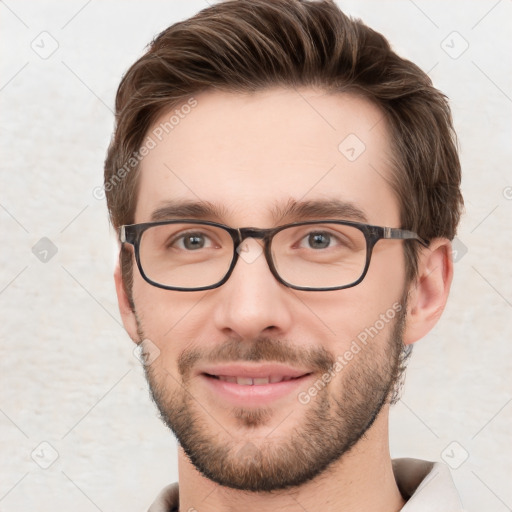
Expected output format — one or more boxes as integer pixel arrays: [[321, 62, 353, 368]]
[[104, 0, 464, 510]]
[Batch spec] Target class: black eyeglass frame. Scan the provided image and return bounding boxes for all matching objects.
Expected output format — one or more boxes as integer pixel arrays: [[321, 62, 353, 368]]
[[120, 219, 430, 292]]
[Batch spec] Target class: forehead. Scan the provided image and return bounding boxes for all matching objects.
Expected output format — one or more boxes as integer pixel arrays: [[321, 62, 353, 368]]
[[135, 88, 399, 226]]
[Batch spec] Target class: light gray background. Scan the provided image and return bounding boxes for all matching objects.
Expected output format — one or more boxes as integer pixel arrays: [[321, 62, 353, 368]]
[[1, 1, 511, 510]]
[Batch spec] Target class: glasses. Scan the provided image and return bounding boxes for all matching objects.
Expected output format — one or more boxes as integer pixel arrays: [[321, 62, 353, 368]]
[[120, 219, 429, 292]]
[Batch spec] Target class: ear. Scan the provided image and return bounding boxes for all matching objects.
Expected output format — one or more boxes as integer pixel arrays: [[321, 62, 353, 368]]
[[403, 238, 453, 345], [114, 252, 139, 344]]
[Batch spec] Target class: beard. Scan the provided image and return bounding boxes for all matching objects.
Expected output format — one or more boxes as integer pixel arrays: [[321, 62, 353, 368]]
[[138, 300, 410, 493]]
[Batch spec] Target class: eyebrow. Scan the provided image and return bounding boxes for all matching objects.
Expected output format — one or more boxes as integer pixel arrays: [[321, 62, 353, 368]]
[[151, 200, 229, 222], [150, 198, 369, 224], [271, 198, 369, 224]]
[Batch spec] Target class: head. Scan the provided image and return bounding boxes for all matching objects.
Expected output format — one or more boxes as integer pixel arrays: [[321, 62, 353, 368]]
[[104, 0, 462, 493]]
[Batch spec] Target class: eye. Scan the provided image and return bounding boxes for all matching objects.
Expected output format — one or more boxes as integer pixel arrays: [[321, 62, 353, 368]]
[[171, 232, 214, 250], [302, 231, 332, 249]]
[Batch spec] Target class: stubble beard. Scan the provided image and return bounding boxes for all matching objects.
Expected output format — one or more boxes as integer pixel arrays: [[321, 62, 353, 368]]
[[139, 303, 409, 492]]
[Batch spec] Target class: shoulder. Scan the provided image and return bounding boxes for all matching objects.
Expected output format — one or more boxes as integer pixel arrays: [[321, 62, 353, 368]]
[[147, 482, 179, 512]]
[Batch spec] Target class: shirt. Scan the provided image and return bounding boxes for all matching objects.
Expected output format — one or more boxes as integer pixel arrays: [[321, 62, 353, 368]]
[[147, 458, 463, 512]]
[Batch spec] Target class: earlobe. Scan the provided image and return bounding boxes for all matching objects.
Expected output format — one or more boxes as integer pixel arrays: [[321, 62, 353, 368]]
[[114, 252, 140, 343], [403, 239, 454, 345]]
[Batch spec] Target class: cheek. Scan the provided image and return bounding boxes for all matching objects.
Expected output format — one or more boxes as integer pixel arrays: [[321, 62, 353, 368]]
[[132, 281, 193, 352], [364, 242, 407, 297], [298, 291, 402, 352], [300, 250, 406, 347]]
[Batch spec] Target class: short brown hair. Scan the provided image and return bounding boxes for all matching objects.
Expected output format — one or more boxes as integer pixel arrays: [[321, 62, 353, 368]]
[[104, 0, 463, 296]]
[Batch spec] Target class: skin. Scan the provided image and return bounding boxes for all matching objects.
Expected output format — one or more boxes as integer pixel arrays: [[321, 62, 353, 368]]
[[115, 88, 453, 512]]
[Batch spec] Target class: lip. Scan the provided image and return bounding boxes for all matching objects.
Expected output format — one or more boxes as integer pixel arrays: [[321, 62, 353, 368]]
[[198, 363, 310, 380], [196, 363, 313, 405]]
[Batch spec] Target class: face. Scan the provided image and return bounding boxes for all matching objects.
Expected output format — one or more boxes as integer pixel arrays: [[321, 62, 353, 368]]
[[126, 88, 410, 491]]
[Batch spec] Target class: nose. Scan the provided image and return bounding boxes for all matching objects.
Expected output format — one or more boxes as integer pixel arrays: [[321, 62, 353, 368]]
[[212, 237, 293, 340]]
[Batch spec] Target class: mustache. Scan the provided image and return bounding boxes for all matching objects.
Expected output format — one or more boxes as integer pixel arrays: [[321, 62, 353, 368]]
[[177, 337, 336, 378]]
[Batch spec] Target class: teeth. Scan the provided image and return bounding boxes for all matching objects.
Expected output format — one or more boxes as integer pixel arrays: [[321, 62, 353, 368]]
[[215, 375, 294, 385], [253, 377, 270, 385], [217, 375, 237, 383]]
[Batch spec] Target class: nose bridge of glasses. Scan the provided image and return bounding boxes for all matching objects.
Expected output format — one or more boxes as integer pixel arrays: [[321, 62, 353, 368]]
[[235, 227, 275, 255], [233, 227, 273, 269], [237, 227, 271, 241]]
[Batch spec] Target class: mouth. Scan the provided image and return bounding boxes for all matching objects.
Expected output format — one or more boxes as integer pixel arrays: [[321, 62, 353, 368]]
[[197, 363, 313, 405], [205, 374, 306, 385]]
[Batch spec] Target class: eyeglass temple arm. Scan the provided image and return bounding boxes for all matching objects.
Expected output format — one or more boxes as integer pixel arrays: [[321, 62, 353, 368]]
[[383, 227, 430, 247]]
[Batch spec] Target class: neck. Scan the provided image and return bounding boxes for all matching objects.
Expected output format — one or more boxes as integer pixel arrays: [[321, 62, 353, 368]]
[[177, 407, 405, 512]]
